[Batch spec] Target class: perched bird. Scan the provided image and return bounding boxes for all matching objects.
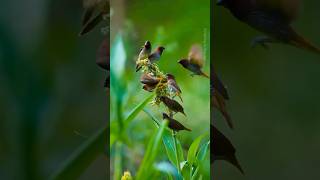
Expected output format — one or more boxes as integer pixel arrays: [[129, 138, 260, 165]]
[[140, 73, 160, 86], [142, 84, 156, 92], [217, 0, 320, 54], [178, 44, 209, 78], [212, 125, 244, 174], [166, 73, 183, 102], [162, 113, 191, 132], [139, 41, 152, 60], [148, 46, 165, 63], [160, 96, 186, 116], [80, 0, 109, 36], [136, 41, 152, 72]]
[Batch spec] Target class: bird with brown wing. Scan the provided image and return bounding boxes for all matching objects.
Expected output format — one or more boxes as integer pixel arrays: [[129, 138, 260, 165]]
[[166, 73, 183, 102], [212, 125, 244, 174], [178, 44, 209, 78], [80, 0, 109, 36], [160, 96, 186, 116], [163, 113, 191, 132], [136, 41, 152, 72], [217, 0, 320, 54]]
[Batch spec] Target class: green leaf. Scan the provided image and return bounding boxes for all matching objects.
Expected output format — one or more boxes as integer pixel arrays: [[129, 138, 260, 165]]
[[187, 134, 207, 166], [124, 94, 154, 127], [176, 139, 185, 163], [181, 161, 190, 180], [136, 120, 168, 180], [49, 126, 107, 180], [162, 129, 177, 169], [197, 141, 210, 161], [154, 161, 183, 180], [143, 108, 160, 126]]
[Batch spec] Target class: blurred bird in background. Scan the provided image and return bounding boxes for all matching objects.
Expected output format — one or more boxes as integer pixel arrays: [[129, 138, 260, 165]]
[[179, 44, 209, 78], [80, 0, 109, 36], [211, 125, 244, 174], [212, 69, 233, 129], [217, 0, 320, 54]]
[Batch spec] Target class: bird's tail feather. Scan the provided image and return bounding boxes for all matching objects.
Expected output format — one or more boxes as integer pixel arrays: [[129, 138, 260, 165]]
[[290, 30, 320, 54], [200, 71, 210, 79], [228, 156, 245, 175]]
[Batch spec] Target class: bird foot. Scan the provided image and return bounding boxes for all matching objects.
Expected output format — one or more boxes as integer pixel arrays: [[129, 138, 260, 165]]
[[251, 36, 274, 49]]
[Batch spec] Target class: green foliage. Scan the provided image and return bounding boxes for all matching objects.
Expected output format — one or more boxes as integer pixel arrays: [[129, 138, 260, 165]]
[[136, 120, 168, 179], [49, 126, 107, 180]]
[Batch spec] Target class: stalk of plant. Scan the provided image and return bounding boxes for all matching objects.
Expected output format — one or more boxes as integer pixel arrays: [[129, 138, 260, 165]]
[[136, 41, 191, 175]]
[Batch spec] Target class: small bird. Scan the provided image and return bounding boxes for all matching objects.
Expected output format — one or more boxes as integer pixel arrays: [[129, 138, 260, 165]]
[[148, 46, 165, 63], [142, 84, 156, 92], [136, 41, 152, 72], [166, 73, 183, 102], [178, 44, 209, 78], [162, 113, 191, 132], [140, 73, 160, 86], [217, 0, 320, 54], [139, 41, 152, 60], [160, 96, 186, 116], [212, 125, 244, 174], [80, 0, 109, 36]]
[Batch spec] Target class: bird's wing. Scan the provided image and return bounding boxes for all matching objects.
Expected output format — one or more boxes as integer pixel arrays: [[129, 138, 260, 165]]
[[188, 44, 204, 68], [212, 125, 236, 156], [170, 80, 182, 93], [255, 0, 301, 22], [213, 71, 229, 100]]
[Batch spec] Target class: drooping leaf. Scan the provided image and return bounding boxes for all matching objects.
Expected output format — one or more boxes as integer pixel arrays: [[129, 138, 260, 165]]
[[124, 94, 154, 127]]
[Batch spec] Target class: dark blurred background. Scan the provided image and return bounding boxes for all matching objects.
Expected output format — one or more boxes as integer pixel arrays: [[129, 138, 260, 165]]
[[0, 0, 107, 179], [214, 1, 320, 179]]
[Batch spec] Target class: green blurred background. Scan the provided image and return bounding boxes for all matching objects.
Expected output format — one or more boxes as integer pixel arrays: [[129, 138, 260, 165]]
[[213, 1, 320, 179], [0, 0, 107, 179], [110, 0, 210, 179]]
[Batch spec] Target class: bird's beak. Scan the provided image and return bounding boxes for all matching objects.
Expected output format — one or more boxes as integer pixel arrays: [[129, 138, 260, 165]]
[[216, 0, 224, 6]]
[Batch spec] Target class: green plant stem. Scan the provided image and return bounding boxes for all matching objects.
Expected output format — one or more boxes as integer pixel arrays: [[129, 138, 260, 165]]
[[173, 131, 181, 173], [113, 141, 122, 180]]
